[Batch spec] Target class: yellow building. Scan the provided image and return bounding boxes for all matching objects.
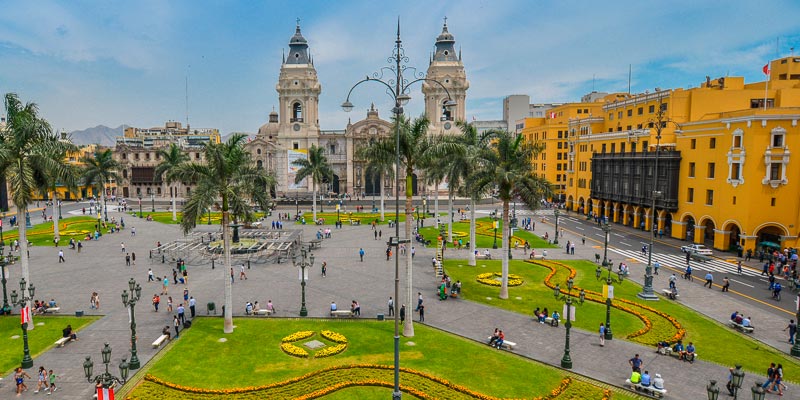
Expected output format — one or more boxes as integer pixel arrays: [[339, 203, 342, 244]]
[[49, 143, 110, 201], [525, 56, 800, 253]]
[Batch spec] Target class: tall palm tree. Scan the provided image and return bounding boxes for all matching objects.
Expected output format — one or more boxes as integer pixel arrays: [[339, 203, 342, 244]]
[[0, 93, 74, 329], [80, 149, 121, 222], [471, 130, 553, 299], [365, 158, 394, 222], [37, 147, 79, 240], [292, 144, 333, 223], [155, 143, 190, 222], [175, 134, 275, 333], [358, 115, 455, 337]]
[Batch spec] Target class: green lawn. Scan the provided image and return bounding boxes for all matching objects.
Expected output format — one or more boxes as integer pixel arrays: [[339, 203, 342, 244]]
[[444, 258, 800, 379], [0, 315, 98, 374], [2, 216, 105, 246], [129, 318, 639, 399], [418, 217, 557, 249]]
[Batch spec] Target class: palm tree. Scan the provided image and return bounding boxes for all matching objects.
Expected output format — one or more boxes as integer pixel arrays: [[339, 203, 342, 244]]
[[175, 134, 275, 333], [0, 93, 74, 329], [471, 130, 553, 299], [365, 158, 394, 222], [155, 143, 190, 222], [358, 115, 455, 337], [292, 144, 333, 223], [37, 147, 79, 241], [80, 149, 121, 223]]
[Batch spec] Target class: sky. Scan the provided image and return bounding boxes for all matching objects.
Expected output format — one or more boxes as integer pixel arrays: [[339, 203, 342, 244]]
[[1, 0, 799, 135]]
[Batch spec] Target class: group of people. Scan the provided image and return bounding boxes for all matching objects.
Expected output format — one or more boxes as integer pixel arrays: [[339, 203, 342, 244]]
[[32, 299, 58, 315], [730, 311, 753, 330], [533, 307, 559, 325], [487, 328, 506, 349], [244, 300, 275, 315], [627, 354, 665, 391], [14, 366, 57, 396]]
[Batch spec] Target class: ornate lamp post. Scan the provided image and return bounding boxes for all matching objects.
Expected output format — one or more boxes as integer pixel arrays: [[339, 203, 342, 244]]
[[750, 382, 766, 400], [553, 208, 560, 245], [292, 245, 314, 317], [707, 380, 720, 400], [10, 277, 36, 368], [103, 193, 108, 222], [83, 343, 129, 389], [341, 20, 455, 399], [58, 199, 63, 220], [1, 239, 11, 315], [601, 222, 621, 340], [137, 194, 142, 218], [121, 278, 143, 370], [492, 209, 499, 249], [730, 364, 745, 400], [151, 193, 155, 212], [553, 278, 585, 369]]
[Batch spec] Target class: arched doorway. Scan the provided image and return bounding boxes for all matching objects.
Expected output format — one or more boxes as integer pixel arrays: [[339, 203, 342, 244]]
[[755, 225, 787, 252], [726, 223, 741, 252], [567, 195, 574, 211], [331, 174, 340, 194], [700, 218, 715, 245], [578, 198, 586, 214], [411, 173, 418, 196], [364, 170, 381, 197], [587, 200, 594, 217], [685, 216, 696, 241], [663, 213, 673, 237]]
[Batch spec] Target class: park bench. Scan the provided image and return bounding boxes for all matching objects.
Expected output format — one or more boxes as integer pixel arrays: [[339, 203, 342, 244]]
[[330, 310, 354, 318], [350, 219, 361, 226], [661, 289, 679, 299], [487, 337, 516, 350], [255, 309, 274, 316], [475, 253, 492, 260], [43, 307, 61, 313], [544, 317, 559, 327], [624, 379, 667, 398], [728, 320, 754, 333], [54, 337, 70, 348], [152, 334, 169, 348], [662, 347, 699, 362]]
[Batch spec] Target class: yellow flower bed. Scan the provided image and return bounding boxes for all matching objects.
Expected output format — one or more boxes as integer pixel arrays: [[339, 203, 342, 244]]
[[281, 330, 315, 343], [476, 272, 524, 287], [320, 330, 348, 344], [280, 343, 309, 358], [314, 343, 347, 358]]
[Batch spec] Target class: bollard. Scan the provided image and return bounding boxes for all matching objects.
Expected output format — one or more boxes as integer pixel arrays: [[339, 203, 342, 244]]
[[162, 254, 165, 263], [247, 260, 251, 269], [212, 259, 215, 269]]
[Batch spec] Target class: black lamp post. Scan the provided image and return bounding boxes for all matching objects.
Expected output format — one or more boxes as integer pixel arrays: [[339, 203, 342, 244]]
[[492, 209, 498, 249], [151, 193, 155, 213], [750, 382, 766, 400], [10, 277, 35, 368], [730, 364, 745, 400], [292, 245, 313, 317], [792, 293, 800, 356], [1, 239, 10, 315], [137, 194, 142, 218], [121, 278, 142, 370], [83, 343, 129, 389], [103, 194, 108, 222], [553, 278, 584, 369], [58, 199, 62, 220], [553, 208, 560, 245], [601, 222, 619, 339], [341, 20, 456, 399], [707, 380, 720, 400]]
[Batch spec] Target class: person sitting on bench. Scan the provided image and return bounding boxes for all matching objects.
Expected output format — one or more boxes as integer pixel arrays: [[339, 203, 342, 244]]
[[494, 330, 505, 349], [656, 341, 670, 354], [62, 325, 78, 342], [162, 325, 171, 341], [668, 287, 678, 300], [653, 373, 665, 391], [742, 316, 752, 329], [672, 340, 684, 355], [730, 311, 739, 321], [681, 342, 696, 362], [734, 314, 744, 324], [640, 370, 652, 387], [629, 368, 642, 384], [488, 328, 500, 346]]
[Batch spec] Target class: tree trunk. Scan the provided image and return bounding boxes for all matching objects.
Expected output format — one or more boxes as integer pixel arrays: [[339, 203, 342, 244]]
[[468, 198, 476, 266], [312, 182, 317, 223], [171, 186, 177, 222], [222, 206, 234, 333], [379, 172, 385, 222], [52, 191, 59, 239], [499, 200, 510, 299], [447, 191, 453, 243], [434, 184, 439, 228], [403, 172, 415, 337], [17, 207, 33, 330]]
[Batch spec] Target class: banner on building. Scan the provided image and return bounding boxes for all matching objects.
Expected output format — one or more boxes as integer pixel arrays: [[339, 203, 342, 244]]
[[97, 387, 115, 400], [287, 149, 308, 190]]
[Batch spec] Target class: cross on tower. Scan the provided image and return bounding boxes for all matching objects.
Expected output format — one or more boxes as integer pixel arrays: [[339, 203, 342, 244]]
[[443, 16, 447, 26]]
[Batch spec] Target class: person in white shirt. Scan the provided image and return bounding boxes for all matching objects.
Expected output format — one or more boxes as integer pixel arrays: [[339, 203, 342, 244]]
[[742, 316, 752, 327], [652, 373, 665, 390]]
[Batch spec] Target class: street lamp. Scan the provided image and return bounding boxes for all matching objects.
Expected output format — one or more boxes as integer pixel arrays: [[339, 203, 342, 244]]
[[601, 222, 620, 340], [292, 245, 314, 317], [730, 364, 745, 400], [341, 20, 456, 399], [10, 277, 36, 368], [492, 209, 499, 249], [103, 194, 108, 222], [58, 199, 62, 220], [750, 382, 766, 400], [553, 278, 584, 369], [707, 380, 720, 400], [553, 208, 560, 245], [121, 278, 143, 370], [151, 193, 155, 213], [137, 194, 142, 218], [83, 343, 129, 390], [1, 239, 10, 315]]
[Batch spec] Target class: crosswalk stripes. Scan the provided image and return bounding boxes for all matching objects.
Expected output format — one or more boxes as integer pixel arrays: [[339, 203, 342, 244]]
[[608, 248, 760, 278]]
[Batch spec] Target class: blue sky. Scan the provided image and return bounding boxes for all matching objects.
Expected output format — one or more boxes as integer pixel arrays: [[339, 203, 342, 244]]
[[1, 0, 799, 134]]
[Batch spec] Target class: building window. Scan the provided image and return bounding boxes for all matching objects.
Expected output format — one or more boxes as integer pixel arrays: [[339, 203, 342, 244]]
[[610, 143, 616, 153], [771, 127, 785, 148], [770, 163, 781, 180], [733, 196, 736, 205], [648, 105, 655, 113], [195, 153, 200, 159], [257, 148, 262, 155], [705, 190, 713, 205], [329, 144, 336, 154], [631, 142, 637, 153], [642, 140, 648, 150], [771, 198, 776, 206], [291, 102, 304, 122], [618, 111, 623, 119], [732, 129, 743, 149], [710, 138, 716, 149], [707, 163, 715, 179], [627, 109, 633, 117], [638, 107, 643, 115], [256, 160, 263, 169], [690, 139, 696, 149], [688, 162, 695, 177], [601, 144, 606, 153], [750, 98, 774, 109], [730, 163, 741, 181], [293, 142, 299, 150], [687, 188, 694, 203], [122, 153, 127, 160], [441, 100, 453, 121], [620, 143, 626, 153]]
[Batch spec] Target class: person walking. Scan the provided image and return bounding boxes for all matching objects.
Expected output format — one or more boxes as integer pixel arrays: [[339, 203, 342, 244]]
[[737, 260, 743, 275], [230, 268, 234, 284], [653, 260, 660, 275], [239, 264, 247, 280], [131, 252, 136, 266], [703, 272, 714, 288], [153, 294, 160, 311], [77, 240, 82, 253], [359, 248, 365, 262], [121, 242, 126, 253], [177, 303, 186, 325], [189, 296, 196, 318], [173, 315, 180, 338], [58, 250, 65, 263], [599, 323, 606, 346], [167, 296, 173, 312], [321, 261, 327, 277], [148, 268, 154, 282], [162, 277, 169, 295], [416, 292, 423, 311], [721, 277, 730, 292], [47, 369, 57, 394], [418, 304, 425, 322], [125, 253, 131, 266], [15, 367, 32, 396], [400, 304, 406, 324], [784, 319, 797, 344], [388, 296, 394, 316], [35, 366, 47, 393]]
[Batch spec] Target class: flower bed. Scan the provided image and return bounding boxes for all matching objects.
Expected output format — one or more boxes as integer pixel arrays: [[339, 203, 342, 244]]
[[320, 330, 347, 344], [281, 330, 315, 343], [476, 272, 524, 287], [280, 342, 309, 358]]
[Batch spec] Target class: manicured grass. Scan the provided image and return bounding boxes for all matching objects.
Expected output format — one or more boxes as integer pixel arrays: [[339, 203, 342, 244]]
[[0, 315, 98, 374], [444, 258, 800, 379], [418, 217, 557, 250], [2, 217, 105, 246], [299, 211, 412, 226], [132, 318, 625, 399]]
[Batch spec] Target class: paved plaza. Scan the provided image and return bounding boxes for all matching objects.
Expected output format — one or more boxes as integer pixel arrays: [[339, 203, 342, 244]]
[[1, 203, 796, 399]]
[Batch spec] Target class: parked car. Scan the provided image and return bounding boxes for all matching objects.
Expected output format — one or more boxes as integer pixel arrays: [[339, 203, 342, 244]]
[[681, 244, 713, 256]]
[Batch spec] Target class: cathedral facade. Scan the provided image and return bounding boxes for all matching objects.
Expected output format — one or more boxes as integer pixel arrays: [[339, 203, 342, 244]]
[[245, 21, 469, 200]]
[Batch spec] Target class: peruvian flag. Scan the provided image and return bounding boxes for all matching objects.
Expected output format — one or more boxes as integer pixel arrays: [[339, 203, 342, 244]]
[[21, 306, 30, 324], [97, 387, 115, 400], [763, 63, 770, 75], [549, 112, 557, 119]]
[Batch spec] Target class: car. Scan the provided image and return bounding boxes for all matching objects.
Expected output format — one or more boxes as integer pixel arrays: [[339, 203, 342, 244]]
[[681, 244, 712, 256]]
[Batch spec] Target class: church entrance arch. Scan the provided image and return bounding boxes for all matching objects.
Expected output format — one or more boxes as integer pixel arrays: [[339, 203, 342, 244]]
[[700, 218, 716, 244], [331, 174, 340, 194], [411, 173, 419, 196], [364, 170, 381, 197]]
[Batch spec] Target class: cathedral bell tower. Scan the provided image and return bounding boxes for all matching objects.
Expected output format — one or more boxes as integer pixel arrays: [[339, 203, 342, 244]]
[[423, 19, 468, 134], [277, 20, 321, 138]]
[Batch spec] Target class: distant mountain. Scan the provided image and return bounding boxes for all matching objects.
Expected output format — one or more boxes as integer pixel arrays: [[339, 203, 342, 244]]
[[68, 125, 122, 147]]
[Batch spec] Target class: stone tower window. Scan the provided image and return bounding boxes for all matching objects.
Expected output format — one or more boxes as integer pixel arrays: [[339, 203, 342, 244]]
[[441, 99, 453, 121], [292, 102, 303, 122]]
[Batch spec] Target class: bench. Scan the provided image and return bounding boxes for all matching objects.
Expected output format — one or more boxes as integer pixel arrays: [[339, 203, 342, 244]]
[[54, 337, 70, 348], [152, 334, 169, 348], [487, 337, 517, 350], [661, 289, 679, 299], [544, 317, 559, 327], [43, 307, 61, 313], [625, 379, 667, 398], [728, 320, 754, 333], [475, 253, 492, 260], [350, 220, 361, 226], [662, 348, 699, 362], [330, 310, 354, 318], [255, 309, 274, 316]]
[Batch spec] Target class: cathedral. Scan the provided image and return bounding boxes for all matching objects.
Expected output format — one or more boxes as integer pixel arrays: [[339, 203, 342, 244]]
[[245, 20, 469, 199]]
